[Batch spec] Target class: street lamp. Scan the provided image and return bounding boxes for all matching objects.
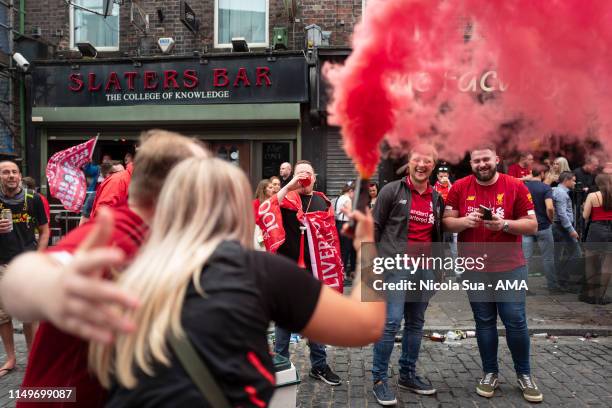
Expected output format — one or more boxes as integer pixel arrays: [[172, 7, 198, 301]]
[[76, 42, 98, 58], [231, 37, 249, 52]]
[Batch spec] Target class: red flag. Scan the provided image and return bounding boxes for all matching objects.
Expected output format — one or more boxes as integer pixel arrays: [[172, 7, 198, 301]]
[[46, 137, 97, 212], [255, 195, 286, 252]]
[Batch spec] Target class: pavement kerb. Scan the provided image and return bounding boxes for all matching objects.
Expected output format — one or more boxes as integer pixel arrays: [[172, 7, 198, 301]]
[[422, 326, 612, 337]]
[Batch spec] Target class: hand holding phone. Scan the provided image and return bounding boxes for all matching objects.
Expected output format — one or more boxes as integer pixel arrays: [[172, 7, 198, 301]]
[[479, 205, 493, 221]]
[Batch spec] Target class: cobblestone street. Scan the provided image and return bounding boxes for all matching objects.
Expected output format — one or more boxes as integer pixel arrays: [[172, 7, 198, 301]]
[[1, 335, 610, 407], [1, 273, 610, 407], [292, 337, 612, 408]]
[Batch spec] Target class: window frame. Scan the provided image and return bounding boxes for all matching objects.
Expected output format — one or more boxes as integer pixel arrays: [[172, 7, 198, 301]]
[[214, 0, 270, 49], [69, 0, 120, 52]]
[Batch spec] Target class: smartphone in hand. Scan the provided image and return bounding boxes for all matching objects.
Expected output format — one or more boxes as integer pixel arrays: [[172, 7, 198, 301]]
[[479, 204, 493, 221]]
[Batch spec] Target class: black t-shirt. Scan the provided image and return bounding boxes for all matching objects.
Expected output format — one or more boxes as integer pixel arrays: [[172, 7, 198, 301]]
[[0, 189, 48, 264], [106, 241, 322, 408], [276, 194, 328, 270], [573, 167, 597, 193], [280, 176, 292, 188]]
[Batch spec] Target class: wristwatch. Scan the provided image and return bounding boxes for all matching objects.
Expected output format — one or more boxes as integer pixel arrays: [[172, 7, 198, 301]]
[[502, 220, 510, 233]]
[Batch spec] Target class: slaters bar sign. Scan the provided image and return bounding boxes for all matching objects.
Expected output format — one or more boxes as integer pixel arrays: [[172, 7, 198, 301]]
[[32, 56, 308, 107]]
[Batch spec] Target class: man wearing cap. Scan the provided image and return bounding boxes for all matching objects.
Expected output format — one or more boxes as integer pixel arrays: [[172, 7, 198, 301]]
[[433, 163, 452, 201], [434, 163, 457, 256]]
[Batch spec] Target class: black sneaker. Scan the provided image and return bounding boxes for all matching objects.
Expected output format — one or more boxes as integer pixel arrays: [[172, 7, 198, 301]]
[[397, 373, 436, 395], [309, 365, 341, 386]]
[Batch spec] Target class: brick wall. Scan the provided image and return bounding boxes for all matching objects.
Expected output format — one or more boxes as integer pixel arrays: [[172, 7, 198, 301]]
[[25, 0, 70, 51], [25, 0, 363, 57]]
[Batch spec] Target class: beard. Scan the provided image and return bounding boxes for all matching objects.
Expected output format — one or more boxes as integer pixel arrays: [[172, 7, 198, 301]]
[[474, 165, 497, 182], [299, 186, 314, 195], [2, 181, 19, 193]]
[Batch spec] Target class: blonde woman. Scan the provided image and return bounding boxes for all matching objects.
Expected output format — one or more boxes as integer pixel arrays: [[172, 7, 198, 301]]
[[544, 157, 570, 187], [90, 157, 384, 407]]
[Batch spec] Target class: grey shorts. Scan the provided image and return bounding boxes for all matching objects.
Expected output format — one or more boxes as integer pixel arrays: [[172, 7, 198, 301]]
[[0, 264, 11, 325]]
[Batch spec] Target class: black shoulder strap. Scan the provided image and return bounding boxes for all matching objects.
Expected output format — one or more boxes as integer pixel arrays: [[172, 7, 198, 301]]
[[431, 188, 441, 208], [595, 192, 602, 207], [168, 334, 232, 408]]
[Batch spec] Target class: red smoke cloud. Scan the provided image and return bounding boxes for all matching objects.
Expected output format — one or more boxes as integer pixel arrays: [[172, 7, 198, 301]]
[[325, 0, 612, 176]]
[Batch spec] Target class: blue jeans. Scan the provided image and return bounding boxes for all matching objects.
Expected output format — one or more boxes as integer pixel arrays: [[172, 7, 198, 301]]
[[522, 227, 557, 289], [552, 223, 583, 288], [372, 301, 429, 382], [371, 268, 434, 382], [274, 326, 327, 370], [467, 266, 530, 375], [81, 191, 96, 217]]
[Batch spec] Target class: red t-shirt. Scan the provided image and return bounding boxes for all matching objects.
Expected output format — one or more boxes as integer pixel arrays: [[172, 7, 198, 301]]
[[507, 163, 531, 179], [18, 204, 147, 408], [406, 178, 434, 243], [434, 181, 451, 201], [445, 173, 535, 272], [90, 163, 133, 219]]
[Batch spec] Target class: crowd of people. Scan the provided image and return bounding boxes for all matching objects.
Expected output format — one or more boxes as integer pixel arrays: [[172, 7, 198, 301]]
[[0, 130, 609, 407], [500, 153, 610, 305]]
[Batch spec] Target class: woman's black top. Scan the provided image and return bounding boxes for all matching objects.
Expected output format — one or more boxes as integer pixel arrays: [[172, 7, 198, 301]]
[[106, 240, 322, 407]]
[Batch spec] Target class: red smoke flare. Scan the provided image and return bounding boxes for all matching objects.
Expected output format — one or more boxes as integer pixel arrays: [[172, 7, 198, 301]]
[[326, 0, 612, 174]]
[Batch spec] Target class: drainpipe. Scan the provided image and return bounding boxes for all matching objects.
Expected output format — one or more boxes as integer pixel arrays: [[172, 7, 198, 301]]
[[18, 0, 26, 173]]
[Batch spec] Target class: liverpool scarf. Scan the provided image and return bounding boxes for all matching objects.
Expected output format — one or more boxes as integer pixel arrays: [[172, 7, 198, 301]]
[[256, 191, 344, 292]]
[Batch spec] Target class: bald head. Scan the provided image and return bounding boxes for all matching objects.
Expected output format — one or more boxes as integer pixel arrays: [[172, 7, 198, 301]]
[[280, 162, 292, 179]]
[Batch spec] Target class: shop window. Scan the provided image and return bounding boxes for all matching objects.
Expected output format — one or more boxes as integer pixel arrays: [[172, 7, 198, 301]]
[[70, 0, 120, 51], [216, 145, 240, 167], [215, 0, 269, 48]]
